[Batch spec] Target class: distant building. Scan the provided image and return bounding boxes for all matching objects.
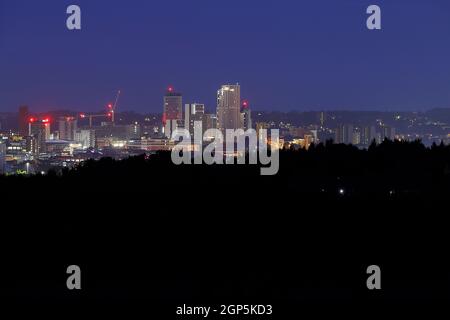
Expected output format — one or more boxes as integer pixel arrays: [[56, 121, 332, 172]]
[[381, 125, 396, 141], [5, 136, 27, 159], [127, 137, 174, 151], [58, 116, 78, 141], [335, 124, 353, 144], [204, 114, 217, 131], [45, 140, 72, 156], [29, 118, 51, 155], [319, 112, 326, 127], [217, 84, 242, 132], [163, 86, 183, 138], [362, 126, 377, 146], [93, 123, 139, 147], [352, 130, 361, 145], [18, 106, 29, 137], [241, 100, 252, 131], [185, 103, 205, 136], [74, 129, 96, 149]]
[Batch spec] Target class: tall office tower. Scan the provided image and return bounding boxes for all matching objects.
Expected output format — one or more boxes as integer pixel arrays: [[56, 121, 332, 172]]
[[240, 100, 252, 131], [217, 84, 242, 132], [319, 111, 326, 127], [184, 103, 205, 136], [362, 126, 377, 146], [29, 118, 51, 155], [18, 106, 29, 136], [0, 142, 6, 174], [58, 116, 78, 141], [335, 124, 354, 144], [163, 86, 183, 138]]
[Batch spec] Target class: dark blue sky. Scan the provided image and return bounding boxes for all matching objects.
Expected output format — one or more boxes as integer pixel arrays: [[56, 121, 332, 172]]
[[1, 0, 450, 113]]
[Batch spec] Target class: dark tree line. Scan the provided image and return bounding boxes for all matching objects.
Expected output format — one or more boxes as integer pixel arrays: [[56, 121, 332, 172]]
[[1, 139, 450, 198]]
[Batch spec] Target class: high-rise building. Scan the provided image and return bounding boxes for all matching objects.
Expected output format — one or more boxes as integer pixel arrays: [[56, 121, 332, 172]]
[[18, 106, 29, 136], [335, 124, 354, 144], [381, 125, 396, 141], [29, 118, 51, 155], [58, 116, 77, 141], [217, 84, 242, 132], [241, 100, 252, 131], [319, 112, 326, 127], [163, 86, 183, 138], [352, 130, 361, 145], [362, 126, 377, 146], [185, 103, 205, 136]]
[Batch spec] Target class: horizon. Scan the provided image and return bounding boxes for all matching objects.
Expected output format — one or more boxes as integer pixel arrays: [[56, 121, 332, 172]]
[[4, 105, 450, 115]]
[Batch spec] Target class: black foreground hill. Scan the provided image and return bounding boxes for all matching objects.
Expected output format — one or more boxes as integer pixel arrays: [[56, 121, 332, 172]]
[[1, 140, 450, 317]]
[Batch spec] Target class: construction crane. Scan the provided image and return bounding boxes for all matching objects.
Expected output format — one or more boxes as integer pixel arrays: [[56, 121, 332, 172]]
[[79, 113, 112, 127], [80, 90, 122, 127], [108, 90, 121, 124]]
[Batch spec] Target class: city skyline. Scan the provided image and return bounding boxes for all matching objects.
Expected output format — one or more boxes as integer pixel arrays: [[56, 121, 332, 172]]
[[2, 0, 450, 113], [3, 1, 450, 313]]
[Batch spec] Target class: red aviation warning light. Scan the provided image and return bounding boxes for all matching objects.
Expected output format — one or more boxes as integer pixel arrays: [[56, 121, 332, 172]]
[[42, 118, 50, 123], [80, 113, 86, 119], [242, 100, 249, 109], [108, 103, 113, 109], [167, 86, 174, 93], [107, 112, 112, 118], [29, 117, 35, 123]]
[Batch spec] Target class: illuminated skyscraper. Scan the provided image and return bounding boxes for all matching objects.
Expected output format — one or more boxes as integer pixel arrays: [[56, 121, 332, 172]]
[[29, 118, 51, 155], [217, 84, 242, 132], [18, 106, 29, 136], [163, 86, 183, 138], [58, 116, 77, 141]]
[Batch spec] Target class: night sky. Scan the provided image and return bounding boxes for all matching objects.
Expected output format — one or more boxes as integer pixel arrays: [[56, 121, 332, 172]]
[[1, 0, 450, 113]]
